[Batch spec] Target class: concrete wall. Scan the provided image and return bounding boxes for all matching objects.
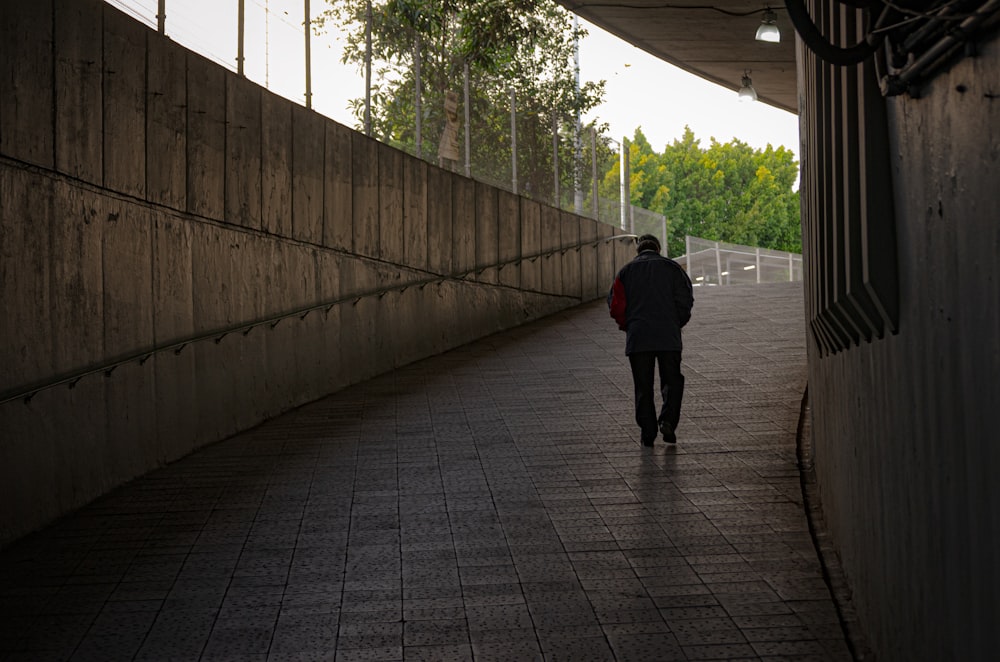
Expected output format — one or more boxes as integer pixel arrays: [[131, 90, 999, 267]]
[[0, 0, 634, 545], [805, 37, 1000, 660]]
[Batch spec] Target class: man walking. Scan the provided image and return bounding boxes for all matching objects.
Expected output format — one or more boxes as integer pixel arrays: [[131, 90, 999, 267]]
[[608, 234, 694, 446]]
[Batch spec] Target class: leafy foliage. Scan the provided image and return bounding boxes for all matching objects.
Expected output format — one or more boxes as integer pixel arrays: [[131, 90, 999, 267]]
[[314, 2, 800, 254], [314, 0, 606, 200], [602, 127, 801, 257]]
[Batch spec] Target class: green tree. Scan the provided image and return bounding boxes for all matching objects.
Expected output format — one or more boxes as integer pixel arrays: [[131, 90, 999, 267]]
[[602, 126, 800, 257], [314, 0, 606, 203]]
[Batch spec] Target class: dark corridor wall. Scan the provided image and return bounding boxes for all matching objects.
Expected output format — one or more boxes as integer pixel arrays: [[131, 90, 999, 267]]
[[804, 34, 1000, 661], [0, 0, 631, 545]]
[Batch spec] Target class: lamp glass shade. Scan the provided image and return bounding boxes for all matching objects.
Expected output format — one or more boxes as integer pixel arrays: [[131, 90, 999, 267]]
[[755, 22, 780, 42], [738, 75, 757, 102]]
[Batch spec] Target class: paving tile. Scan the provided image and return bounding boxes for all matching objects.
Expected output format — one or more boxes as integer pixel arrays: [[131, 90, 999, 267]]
[[539, 635, 616, 661], [682, 642, 759, 660], [402, 643, 473, 661], [334, 645, 403, 661], [607, 632, 685, 661], [338, 609, 402, 624], [465, 603, 534, 631], [85, 608, 158, 638], [471, 639, 543, 661], [750, 638, 835, 656], [402, 619, 469, 647], [69, 633, 147, 661], [0, 284, 857, 661], [202, 625, 275, 657]]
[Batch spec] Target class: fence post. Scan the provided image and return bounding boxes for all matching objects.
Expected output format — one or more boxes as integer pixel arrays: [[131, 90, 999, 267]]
[[660, 214, 667, 257], [715, 241, 722, 286], [305, 0, 312, 109], [590, 126, 598, 221], [237, 0, 245, 75], [789, 252, 794, 281], [573, 16, 583, 215], [620, 138, 629, 231], [510, 87, 517, 195], [414, 36, 422, 156], [364, 0, 372, 136], [552, 111, 559, 206], [756, 247, 761, 284], [464, 62, 471, 177]]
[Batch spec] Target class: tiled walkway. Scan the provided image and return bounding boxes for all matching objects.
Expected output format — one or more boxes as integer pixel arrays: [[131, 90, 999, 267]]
[[0, 281, 852, 661]]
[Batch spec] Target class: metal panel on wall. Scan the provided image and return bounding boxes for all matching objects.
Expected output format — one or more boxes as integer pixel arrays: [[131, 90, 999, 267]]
[[801, 0, 899, 356]]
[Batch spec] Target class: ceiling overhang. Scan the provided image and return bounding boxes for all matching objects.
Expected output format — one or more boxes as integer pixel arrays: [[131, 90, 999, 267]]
[[558, 1, 799, 114]]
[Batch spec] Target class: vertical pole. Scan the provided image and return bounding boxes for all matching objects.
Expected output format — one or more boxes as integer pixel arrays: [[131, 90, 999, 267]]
[[464, 62, 471, 177], [660, 214, 667, 257], [590, 126, 598, 221], [756, 247, 761, 283], [157, 0, 165, 34], [552, 111, 559, 207], [685, 235, 691, 273], [364, 0, 372, 136], [265, 0, 270, 87], [789, 252, 794, 281], [237, 0, 245, 75], [573, 16, 583, 214], [619, 138, 629, 231], [510, 87, 517, 195], [304, 0, 312, 108], [715, 241, 723, 285], [414, 36, 422, 157]]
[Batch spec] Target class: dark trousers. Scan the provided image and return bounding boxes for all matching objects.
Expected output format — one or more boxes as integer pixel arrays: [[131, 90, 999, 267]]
[[628, 351, 684, 442]]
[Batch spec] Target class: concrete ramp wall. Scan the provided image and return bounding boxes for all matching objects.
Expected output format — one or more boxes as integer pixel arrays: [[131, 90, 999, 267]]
[[0, 0, 632, 545], [805, 36, 1000, 660]]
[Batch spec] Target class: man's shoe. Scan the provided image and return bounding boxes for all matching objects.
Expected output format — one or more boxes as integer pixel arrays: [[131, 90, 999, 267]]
[[641, 436, 656, 447], [659, 420, 677, 444]]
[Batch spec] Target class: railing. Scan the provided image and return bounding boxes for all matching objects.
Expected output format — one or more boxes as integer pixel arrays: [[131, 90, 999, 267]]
[[676, 235, 803, 286], [0, 235, 636, 407]]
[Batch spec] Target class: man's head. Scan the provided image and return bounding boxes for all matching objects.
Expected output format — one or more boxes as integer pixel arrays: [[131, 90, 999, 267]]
[[636, 234, 661, 254]]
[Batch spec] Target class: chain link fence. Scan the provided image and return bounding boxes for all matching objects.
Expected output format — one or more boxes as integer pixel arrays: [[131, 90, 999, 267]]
[[677, 235, 803, 286], [102, 0, 654, 227], [104, 1, 804, 268]]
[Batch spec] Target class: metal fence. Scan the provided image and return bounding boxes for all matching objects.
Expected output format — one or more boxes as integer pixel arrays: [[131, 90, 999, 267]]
[[103, 0, 653, 227], [629, 207, 669, 255], [676, 235, 803, 287]]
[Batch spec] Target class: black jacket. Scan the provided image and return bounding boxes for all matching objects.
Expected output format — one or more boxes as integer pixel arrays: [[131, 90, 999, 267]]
[[609, 251, 694, 354]]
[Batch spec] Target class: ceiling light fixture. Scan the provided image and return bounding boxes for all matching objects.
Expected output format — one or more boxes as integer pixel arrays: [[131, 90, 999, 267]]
[[738, 71, 757, 102], [755, 8, 780, 43]]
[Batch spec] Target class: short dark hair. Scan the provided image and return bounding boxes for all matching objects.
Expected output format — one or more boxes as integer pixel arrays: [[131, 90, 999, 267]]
[[636, 234, 660, 254]]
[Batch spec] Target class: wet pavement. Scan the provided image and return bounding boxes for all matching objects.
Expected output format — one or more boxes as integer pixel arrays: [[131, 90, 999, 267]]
[[0, 281, 852, 661]]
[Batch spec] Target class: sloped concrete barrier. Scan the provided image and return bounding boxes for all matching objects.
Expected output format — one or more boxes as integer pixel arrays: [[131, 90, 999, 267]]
[[0, 0, 633, 545]]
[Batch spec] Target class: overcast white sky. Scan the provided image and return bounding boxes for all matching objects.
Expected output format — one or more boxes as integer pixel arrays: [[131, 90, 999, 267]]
[[576, 21, 800, 156], [109, 0, 800, 157]]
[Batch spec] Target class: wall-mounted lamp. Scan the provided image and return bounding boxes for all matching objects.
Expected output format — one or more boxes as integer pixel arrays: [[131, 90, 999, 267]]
[[738, 71, 757, 102], [755, 8, 780, 43]]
